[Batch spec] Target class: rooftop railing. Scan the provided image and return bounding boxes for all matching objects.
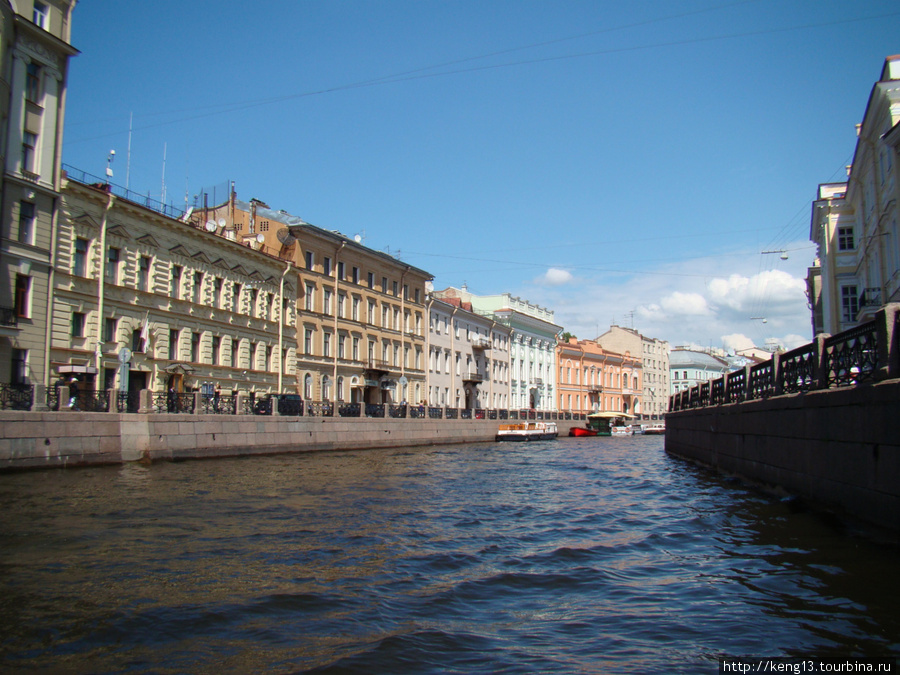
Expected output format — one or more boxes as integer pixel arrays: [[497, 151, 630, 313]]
[[670, 303, 900, 412]]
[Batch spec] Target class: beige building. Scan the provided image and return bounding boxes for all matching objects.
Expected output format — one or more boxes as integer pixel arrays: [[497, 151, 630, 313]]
[[0, 0, 77, 385], [191, 194, 433, 405], [425, 293, 512, 409], [595, 325, 669, 419], [51, 172, 297, 397], [808, 55, 900, 336]]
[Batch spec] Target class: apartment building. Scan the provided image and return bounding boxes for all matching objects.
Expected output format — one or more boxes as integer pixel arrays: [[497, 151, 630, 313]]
[[433, 287, 561, 411], [0, 0, 78, 385], [556, 337, 643, 416], [51, 172, 297, 395], [594, 325, 669, 419], [192, 194, 433, 404], [808, 55, 900, 335], [425, 293, 512, 409]]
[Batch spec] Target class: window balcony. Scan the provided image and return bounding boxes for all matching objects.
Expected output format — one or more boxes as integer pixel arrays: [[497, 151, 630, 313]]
[[0, 306, 18, 327]]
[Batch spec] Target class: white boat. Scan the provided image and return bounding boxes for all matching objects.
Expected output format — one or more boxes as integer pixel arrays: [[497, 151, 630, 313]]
[[643, 424, 665, 435], [496, 422, 558, 442], [630, 424, 645, 435], [611, 425, 633, 436]]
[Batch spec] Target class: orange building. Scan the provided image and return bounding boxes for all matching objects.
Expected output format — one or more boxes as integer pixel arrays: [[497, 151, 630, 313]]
[[556, 337, 642, 417]]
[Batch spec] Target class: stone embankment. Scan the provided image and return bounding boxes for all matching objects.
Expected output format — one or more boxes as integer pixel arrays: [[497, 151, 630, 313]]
[[0, 412, 581, 470]]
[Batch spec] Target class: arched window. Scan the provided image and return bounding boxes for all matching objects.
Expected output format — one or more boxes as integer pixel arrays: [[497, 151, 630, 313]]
[[322, 375, 331, 400], [304, 374, 312, 399], [336, 376, 344, 401]]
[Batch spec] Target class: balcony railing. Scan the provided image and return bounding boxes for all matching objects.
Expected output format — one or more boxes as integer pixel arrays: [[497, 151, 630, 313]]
[[670, 303, 900, 412], [859, 287, 882, 309], [0, 306, 17, 328]]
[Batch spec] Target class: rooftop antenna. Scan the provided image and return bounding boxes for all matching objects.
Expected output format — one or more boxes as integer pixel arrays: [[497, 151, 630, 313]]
[[106, 149, 115, 181], [126, 112, 132, 190], [161, 142, 167, 205]]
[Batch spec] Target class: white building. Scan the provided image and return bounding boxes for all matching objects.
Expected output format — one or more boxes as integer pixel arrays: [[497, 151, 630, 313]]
[[669, 349, 730, 396], [808, 55, 900, 335], [434, 287, 561, 411], [425, 294, 511, 409]]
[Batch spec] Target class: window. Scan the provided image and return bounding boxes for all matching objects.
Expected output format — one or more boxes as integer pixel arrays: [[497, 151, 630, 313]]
[[132, 328, 145, 354], [192, 271, 203, 303], [368, 272, 375, 289], [322, 288, 331, 316], [305, 283, 315, 311], [211, 336, 221, 365], [368, 300, 376, 324], [18, 202, 35, 244], [138, 256, 151, 292], [338, 334, 346, 359], [32, 2, 48, 28], [382, 276, 388, 293], [838, 227, 855, 251], [352, 337, 359, 361], [323, 257, 332, 276], [352, 296, 360, 321], [393, 281, 398, 297], [232, 282, 242, 313], [323, 331, 331, 357], [14, 274, 31, 318], [22, 132, 37, 173], [841, 285, 859, 323], [105, 317, 118, 343], [169, 329, 179, 360], [352, 266, 360, 284], [71, 312, 86, 338], [105, 247, 120, 284], [213, 278, 223, 308], [305, 250, 314, 270], [171, 265, 182, 299], [304, 328, 313, 355], [11, 349, 27, 385], [191, 332, 200, 362], [337, 292, 346, 318], [231, 338, 239, 368], [249, 288, 258, 317], [337, 261, 345, 280], [74, 238, 88, 276], [304, 374, 313, 399], [26, 62, 40, 102]]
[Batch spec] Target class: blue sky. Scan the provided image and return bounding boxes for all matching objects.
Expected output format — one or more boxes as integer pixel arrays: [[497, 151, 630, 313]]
[[62, 1, 900, 351]]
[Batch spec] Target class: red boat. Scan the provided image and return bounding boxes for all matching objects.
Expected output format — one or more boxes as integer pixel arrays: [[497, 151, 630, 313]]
[[569, 426, 599, 437]]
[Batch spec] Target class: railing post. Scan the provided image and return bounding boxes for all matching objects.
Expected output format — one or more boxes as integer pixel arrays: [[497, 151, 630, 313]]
[[107, 388, 117, 413], [875, 303, 900, 381], [271, 395, 281, 417], [814, 334, 830, 389], [193, 391, 202, 415], [59, 385, 71, 410], [32, 384, 49, 412], [772, 352, 783, 396]]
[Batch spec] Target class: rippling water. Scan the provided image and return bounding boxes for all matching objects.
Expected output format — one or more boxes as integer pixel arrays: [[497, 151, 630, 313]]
[[0, 436, 897, 673]]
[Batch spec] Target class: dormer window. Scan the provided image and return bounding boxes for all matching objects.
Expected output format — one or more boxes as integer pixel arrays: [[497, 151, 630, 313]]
[[33, 2, 48, 29]]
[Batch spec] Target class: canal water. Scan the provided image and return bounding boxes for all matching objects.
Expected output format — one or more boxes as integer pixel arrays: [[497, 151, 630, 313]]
[[0, 436, 897, 673]]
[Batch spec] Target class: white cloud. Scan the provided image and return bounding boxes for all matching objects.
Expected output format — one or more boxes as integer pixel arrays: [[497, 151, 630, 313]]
[[721, 333, 756, 352], [537, 268, 574, 286], [659, 291, 711, 316]]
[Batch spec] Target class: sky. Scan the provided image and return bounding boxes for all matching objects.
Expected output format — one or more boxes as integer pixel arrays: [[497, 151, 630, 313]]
[[61, 0, 900, 353]]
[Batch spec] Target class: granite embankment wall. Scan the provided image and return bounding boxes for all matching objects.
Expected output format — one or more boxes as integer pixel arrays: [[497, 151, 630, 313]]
[[0, 413, 582, 470], [665, 379, 900, 532]]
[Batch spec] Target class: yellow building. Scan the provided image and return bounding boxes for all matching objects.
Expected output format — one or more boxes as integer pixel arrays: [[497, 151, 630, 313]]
[[0, 0, 78, 385], [50, 171, 297, 398], [191, 192, 433, 405]]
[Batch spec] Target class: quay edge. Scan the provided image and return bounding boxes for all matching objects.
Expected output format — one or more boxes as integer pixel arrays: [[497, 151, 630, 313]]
[[664, 379, 900, 534], [0, 413, 584, 471]]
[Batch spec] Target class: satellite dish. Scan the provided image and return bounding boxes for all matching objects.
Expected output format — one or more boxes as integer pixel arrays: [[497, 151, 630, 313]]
[[217, 218, 226, 228], [256, 234, 265, 243], [276, 228, 297, 246], [354, 234, 362, 243], [204, 220, 216, 232]]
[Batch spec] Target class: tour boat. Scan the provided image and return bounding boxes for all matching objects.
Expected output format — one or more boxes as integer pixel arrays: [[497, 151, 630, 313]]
[[643, 424, 665, 435], [569, 426, 599, 437], [611, 425, 633, 436], [496, 422, 558, 442]]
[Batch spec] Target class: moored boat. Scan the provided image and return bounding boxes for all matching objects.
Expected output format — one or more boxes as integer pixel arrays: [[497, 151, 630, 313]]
[[569, 426, 598, 437], [497, 422, 559, 442], [611, 425, 633, 436], [643, 424, 665, 435]]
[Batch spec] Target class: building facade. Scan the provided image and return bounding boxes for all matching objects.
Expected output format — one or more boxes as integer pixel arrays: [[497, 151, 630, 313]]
[[192, 193, 433, 405], [669, 348, 730, 396], [808, 55, 900, 336], [49, 172, 297, 395], [595, 325, 669, 419], [425, 294, 511, 409], [1, 0, 77, 385], [556, 337, 642, 416], [433, 287, 561, 410]]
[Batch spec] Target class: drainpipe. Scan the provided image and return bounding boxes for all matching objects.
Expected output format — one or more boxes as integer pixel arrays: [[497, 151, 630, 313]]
[[450, 305, 458, 408], [333, 241, 345, 399], [277, 260, 291, 392], [94, 191, 116, 378]]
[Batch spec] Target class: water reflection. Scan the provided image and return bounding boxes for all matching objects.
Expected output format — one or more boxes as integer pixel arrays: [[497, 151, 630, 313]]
[[0, 436, 897, 673]]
